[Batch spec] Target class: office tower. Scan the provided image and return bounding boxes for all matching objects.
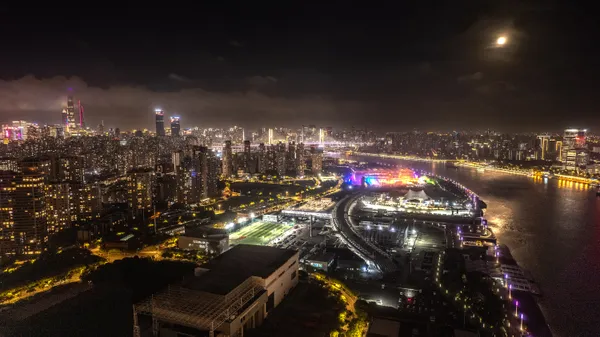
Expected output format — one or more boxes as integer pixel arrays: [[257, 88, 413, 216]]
[[268, 128, 273, 145], [319, 128, 325, 144], [115, 128, 121, 138], [170, 116, 181, 137], [222, 141, 233, 178], [310, 146, 323, 174], [127, 168, 155, 216], [78, 100, 85, 129], [155, 109, 165, 136], [66, 95, 76, 131]]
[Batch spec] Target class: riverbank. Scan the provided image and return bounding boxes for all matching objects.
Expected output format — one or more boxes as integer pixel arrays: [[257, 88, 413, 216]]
[[348, 153, 553, 335], [352, 152, 599, 185]]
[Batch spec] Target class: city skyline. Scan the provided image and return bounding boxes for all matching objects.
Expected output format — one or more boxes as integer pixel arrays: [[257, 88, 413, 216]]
[[1, 3, 599, 132]]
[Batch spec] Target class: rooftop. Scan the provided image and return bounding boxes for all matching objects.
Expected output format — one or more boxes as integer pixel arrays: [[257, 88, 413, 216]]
[[183, 244, 297, 295]]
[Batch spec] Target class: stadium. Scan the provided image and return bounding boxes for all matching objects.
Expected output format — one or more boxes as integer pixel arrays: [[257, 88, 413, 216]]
[[228, 220, 293, 246]]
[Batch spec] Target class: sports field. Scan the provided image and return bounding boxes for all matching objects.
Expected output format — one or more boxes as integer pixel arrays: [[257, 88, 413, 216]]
[[229, 221, 292, 246]]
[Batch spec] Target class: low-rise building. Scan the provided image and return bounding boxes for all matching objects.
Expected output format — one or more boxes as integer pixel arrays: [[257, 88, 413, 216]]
[[178, 227, 230, 255], [134, 245, 299, 337], [304, 252, 335, 272]]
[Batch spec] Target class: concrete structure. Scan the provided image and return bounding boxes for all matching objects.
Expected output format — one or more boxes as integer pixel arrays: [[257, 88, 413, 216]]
[[134, 245, 299, 337], [178, 228, 230, 255], [304, 252, 335, 272]]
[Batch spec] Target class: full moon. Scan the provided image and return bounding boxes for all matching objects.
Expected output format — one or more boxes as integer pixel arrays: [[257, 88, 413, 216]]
[[496, 36, 507, 45]]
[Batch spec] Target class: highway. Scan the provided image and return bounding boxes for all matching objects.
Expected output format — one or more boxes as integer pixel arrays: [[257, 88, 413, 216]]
[[332, 194, 398, 273]]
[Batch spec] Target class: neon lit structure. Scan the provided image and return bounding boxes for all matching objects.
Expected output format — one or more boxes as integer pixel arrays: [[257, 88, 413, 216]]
[[347, 168, 419, 187]]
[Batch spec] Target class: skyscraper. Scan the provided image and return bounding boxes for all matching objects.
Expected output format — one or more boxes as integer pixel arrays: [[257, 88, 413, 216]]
[[310, 146, 323, 174], [257, 143, 267, 174], [155, 109, 165, 136], [537, 134, 550, 160], [61, 108, 68, 129], [562, 128, 588, 170], [222, 141, 233, 178], [66, 96, 76, 131], [78, 100, 85, 129], [170, 116, 181, 137]]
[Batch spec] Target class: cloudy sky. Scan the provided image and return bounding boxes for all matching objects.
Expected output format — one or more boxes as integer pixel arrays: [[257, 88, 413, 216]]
[[0, 2, 598, 132]]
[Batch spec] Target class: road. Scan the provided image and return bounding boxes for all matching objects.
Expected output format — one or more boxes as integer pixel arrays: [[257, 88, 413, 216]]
[[332, 194, 397, 273]]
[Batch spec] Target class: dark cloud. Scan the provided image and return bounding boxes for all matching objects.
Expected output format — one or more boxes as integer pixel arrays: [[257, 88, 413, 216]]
[[0, 75, 364, 130], [245, 76, 278, 87], [229, 40, 243, 48], [457, 72, 484, 83], [168, 73, 191, 82]]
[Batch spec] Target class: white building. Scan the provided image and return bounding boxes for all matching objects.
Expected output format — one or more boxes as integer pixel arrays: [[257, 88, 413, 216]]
[[134, 245, 299, 337]]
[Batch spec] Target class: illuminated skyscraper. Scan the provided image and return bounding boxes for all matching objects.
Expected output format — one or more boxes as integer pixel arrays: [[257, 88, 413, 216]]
[[155, 109, 165, 136], [66, 95, 76, 131], [170, 116, 181, 137], [562, 129, 588, 170], [537, 134, 550, 160], [310, 146, 323, 174]]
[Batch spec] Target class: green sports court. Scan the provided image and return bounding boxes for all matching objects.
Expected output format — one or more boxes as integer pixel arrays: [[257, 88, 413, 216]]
[[229, 221, 292, 246]]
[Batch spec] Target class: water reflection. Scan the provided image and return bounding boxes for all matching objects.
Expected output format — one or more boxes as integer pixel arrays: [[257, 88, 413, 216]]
[[349, 155, 600, 337]]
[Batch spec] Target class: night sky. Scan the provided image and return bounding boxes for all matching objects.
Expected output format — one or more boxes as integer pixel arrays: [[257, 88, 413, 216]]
[[0, 2, 598, 132]]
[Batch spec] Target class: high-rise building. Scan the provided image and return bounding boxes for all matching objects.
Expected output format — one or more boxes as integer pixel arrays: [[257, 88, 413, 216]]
[[66, 95, 77, 131], [310, 146, 323, 174], [562, 129, 588, 170], [295, 143, 305, 176], [155, 109, 165, 136], [268, 128, 273, 145], [78, 100, 85, 129], [257, 143, 267, 174], [537, 134, 550, 160], [127, 168, 155, 216], [61, 108, 68, 129], [222, 141, 233, 178], [15, 160, 48, 255], [170, 116, 181, 137], [275, 142, 286, 177], [192, 146, 220, 200]]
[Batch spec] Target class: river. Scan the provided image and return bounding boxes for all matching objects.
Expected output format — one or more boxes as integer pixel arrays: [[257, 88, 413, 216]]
[[349, 155, 600, 337]]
